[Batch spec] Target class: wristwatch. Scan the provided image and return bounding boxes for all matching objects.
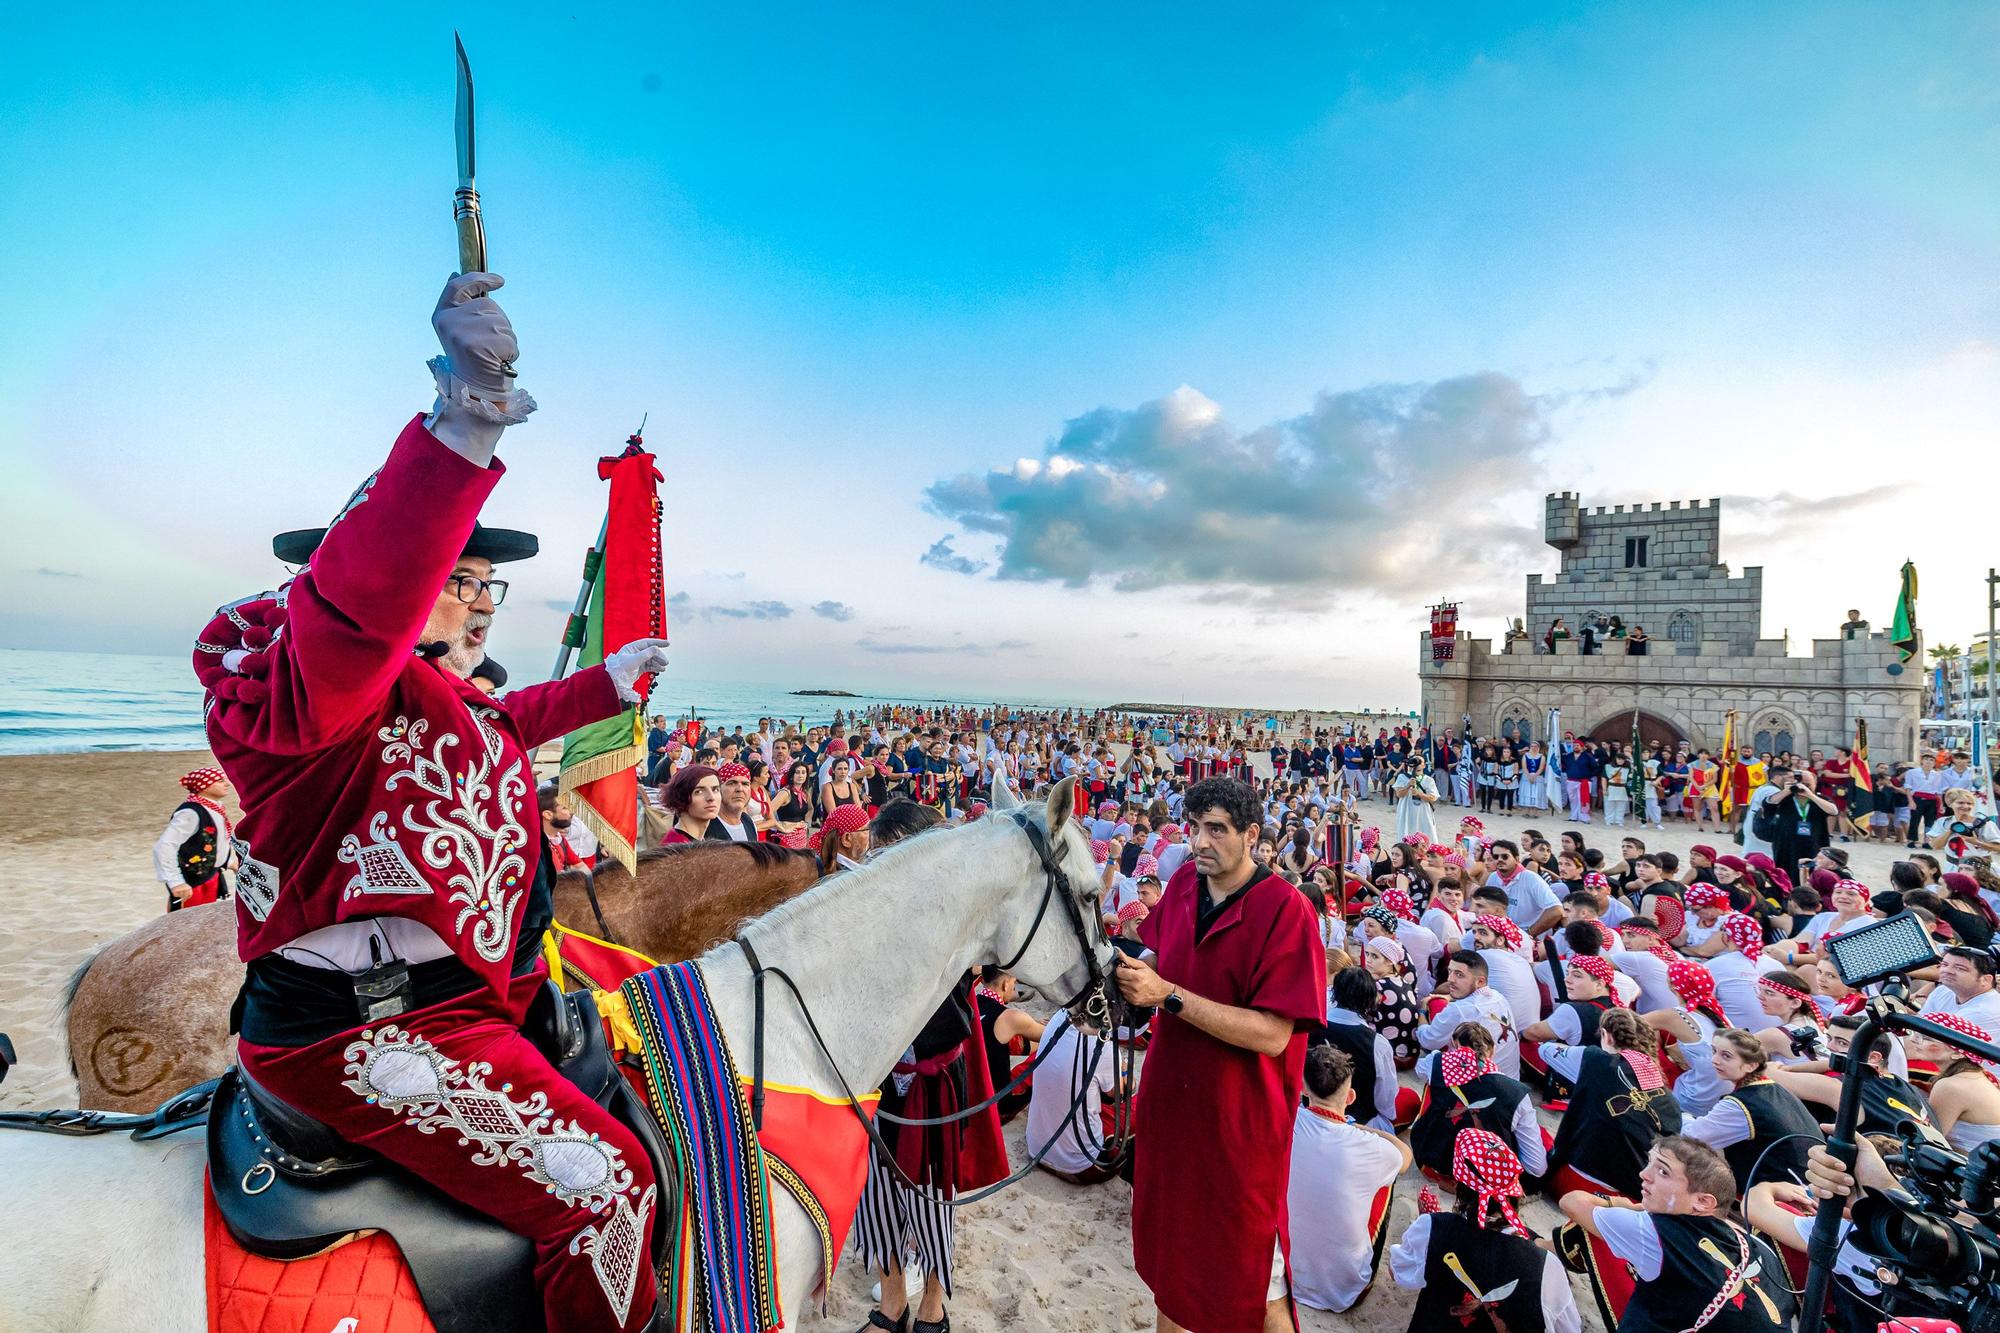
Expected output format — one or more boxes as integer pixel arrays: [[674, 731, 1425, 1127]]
[[1162, 989, 1185, 1015]]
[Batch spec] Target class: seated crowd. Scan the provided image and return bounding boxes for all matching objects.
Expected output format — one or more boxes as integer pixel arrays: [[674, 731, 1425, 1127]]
[[581, 705, 2000, 1332]]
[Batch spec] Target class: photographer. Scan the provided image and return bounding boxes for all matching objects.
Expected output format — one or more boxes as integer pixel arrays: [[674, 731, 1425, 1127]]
[[1802, 1134, 1968, 1333], [1766, 1012, 1933, 1137], [1758, 769, 1836, 883]]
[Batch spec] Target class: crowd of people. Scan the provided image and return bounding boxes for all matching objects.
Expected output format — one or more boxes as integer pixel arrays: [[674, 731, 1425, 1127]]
[[157, 686, 2000, 1331], [564, 704, 2000, 1331]]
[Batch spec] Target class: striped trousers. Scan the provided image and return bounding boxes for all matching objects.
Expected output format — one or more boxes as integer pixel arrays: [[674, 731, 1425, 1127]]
[[851, 1151, 957, 1293]]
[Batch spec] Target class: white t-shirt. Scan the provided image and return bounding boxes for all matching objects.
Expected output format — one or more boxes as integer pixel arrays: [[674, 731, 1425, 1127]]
[[1706, 951, 1770, 1033], [1930, 813, 2000, 868], [1286, 1109, 1406, 1313], [1481, 947, 1545, 1034], [1486, 869, 1562, 933], [1614, 948, 1678, 1014], [1417, 985, 1521, 1079], [1669, 1009, 1726, 1117], [1024, 1011, 1120, 1176], [1921, 984, 2000, 1032], [1387, 1215, 1581, 1333]]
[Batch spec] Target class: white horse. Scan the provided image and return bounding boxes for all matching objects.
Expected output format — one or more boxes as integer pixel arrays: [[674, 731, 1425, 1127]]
[[0, 777, 1107, 1332]]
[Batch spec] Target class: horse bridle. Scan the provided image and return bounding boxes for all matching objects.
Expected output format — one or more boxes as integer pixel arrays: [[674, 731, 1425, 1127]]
[[734, 807, 1122, 1206]]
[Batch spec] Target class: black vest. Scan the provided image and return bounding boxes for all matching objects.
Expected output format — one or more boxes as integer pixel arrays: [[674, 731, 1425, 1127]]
[[1856, 1067, 1933, 1137], [1408, 1212, 1550, 1333], [1545, 1048, 1683, 1199], [1411, 1059, 1531, 1179], [1313, 1016, 1381, 1125], [1720, 1080, 1825, 1193], [1543, 996, 1612, 1101], [1620, 1213, 1794, 1333], [173, 800, 220, 886]]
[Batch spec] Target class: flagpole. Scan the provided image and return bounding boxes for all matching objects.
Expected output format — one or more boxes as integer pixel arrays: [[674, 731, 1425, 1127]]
[[551, 512, 612, 681]]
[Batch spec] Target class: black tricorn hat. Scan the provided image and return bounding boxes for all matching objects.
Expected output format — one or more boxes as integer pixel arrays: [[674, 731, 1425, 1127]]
[[272, 522, 540, 566]]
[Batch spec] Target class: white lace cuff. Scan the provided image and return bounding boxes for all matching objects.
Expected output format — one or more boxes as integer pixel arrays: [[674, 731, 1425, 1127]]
[[427, 355, 537, 425]]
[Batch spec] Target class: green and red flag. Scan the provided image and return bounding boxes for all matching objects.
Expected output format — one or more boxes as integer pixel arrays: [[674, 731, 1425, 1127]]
[[557, 437, 667, 875]]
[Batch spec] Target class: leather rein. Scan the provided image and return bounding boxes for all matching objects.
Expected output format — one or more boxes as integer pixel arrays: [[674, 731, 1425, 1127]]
[[734, 810, 1127, 1206]]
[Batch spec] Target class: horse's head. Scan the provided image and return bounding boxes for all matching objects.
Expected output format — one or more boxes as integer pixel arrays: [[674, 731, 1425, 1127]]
[[990, 775, 1116, 1029]]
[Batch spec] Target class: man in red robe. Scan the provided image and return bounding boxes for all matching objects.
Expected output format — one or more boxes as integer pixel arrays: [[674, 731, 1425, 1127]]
[[1116, 777, 1328, 1332], [201, 273, 670, 1333]]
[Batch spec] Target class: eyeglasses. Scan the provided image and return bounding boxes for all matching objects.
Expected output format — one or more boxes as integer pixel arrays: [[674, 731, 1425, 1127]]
[[447, 574, 509, 606]]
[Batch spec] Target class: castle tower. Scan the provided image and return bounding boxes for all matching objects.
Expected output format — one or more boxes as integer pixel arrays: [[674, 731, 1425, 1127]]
[[1524, 495, 1760, 654]]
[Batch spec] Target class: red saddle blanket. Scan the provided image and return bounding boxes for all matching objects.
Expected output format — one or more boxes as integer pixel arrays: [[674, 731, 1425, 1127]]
[[204, 1175, 435, 1333]]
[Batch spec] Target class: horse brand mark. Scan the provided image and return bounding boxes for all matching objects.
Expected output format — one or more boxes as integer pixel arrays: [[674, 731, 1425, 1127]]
[[89, 1025, 174, 1098]]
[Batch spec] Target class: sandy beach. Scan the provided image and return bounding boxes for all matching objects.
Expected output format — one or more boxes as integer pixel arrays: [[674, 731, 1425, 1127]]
[[1, 746, 1919, 1331]]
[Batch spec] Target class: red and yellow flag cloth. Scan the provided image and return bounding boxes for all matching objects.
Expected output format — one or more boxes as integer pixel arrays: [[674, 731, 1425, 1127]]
[[558, 440, 667, 874], [1852, 719, 1874, 795]]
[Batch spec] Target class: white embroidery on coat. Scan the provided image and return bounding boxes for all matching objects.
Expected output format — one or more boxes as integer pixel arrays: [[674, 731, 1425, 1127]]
[[233, 840, 280, 920], [342, 1026, 639, 1213], [337, 810, 434, 899], [362, 708, 529, 961], [570, 1186, 655, 1327]]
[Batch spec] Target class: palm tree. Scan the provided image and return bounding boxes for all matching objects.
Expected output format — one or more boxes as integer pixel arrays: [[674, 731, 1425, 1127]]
[[1932, 644, 1963, 667]]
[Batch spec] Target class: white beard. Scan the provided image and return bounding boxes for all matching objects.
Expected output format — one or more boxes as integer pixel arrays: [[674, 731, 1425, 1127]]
[[427, 611, 493, 678]]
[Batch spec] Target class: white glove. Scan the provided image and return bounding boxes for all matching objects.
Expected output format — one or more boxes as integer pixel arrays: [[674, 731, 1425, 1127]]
[[604, 637, 670, 703], [425, 272, 536, 464]]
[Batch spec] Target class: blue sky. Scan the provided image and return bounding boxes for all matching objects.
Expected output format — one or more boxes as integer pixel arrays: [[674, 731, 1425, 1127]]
[[5, 3, 1998, 708]]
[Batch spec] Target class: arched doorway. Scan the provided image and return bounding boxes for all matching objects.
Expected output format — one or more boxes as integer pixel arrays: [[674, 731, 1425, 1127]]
[[1587, 711, 1684, 751]]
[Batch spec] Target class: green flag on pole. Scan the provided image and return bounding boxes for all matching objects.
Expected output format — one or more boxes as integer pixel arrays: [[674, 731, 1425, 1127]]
[[1892, 560, 1920, 664]]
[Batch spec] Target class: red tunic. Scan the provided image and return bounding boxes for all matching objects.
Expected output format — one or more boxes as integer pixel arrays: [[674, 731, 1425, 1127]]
[[207, 416, 621, 997], [1133, 863, 1326, 1331]]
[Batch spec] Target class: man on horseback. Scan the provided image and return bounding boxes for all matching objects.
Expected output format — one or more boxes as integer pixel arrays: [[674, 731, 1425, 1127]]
[[200, 273, 670, 1332]]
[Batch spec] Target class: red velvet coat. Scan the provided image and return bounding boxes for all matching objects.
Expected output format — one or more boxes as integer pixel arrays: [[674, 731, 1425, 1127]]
[[206, 416, 622, 999], [1133, 863, 1326, 1331]]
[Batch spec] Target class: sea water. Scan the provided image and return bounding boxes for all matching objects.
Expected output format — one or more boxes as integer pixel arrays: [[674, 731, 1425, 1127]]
[[0, 648, 1101, 756]]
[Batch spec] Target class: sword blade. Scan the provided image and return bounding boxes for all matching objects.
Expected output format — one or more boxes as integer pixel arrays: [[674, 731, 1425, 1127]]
[[454, 31, 476, 185]]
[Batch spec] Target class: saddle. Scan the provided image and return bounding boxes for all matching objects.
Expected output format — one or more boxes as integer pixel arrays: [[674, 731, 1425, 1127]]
[[207, 982, 673, 1333]]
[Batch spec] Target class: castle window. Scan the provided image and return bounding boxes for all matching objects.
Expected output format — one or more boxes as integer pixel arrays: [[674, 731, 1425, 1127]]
[[1625, 536, 1648, 568], [1500, 714, 1531, 745], [1667, 610, 1700, 644]]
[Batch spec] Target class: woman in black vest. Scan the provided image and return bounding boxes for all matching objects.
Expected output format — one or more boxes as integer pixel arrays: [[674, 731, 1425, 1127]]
[[1680, 1028, 1824, 1195], [1542, 1008, 1685, 1200], [1388, 1127, 1581, 1332], [1410, 1022, 1544, 1183]]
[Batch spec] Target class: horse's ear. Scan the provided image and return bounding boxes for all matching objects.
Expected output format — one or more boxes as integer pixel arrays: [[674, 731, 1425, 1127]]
[[990, 769, 1022, 811], [1046, 776, 1077, 833]]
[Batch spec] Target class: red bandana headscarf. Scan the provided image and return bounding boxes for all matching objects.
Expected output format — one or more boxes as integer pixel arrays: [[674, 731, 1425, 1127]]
[[1720, 912, 1764, 960], [716, 761, 752, 783], [1382, 888, 1420, 924], [1441, 1046, 1495, 1088], [1116, 901, 1149, 930], [1759, 975, 1821, 1025], [1459, 816, 1485, 835], [1567, 954, 1614, 991], [1686, 884, 1729, 911], [1474, 913, 1524, 952], [1924, 1012, 2000, 1080], [1582, 871, 1610, 892], [1451, 1128, 1529, 1237], [1668, 959, 1724, 1024], [810, 803, 870, 852], [1134, 854, 1159, 880], [180, 767, 225, 794]]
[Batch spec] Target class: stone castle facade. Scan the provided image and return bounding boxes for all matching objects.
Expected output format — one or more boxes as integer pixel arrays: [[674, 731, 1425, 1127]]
[[1420, 493, 1923, 757]]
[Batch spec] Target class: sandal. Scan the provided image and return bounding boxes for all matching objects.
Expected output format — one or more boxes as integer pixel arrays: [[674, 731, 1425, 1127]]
[[861, 1312, 909, 1333], [913, 1317, 950, 1333]]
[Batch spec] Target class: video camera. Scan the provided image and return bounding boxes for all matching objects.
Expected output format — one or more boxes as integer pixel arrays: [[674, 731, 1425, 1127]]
[[1847, 1119, 2000, 1332], [1809, 912, 2000, 1333]]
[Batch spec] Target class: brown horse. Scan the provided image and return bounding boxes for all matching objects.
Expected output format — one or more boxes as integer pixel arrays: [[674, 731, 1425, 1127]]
[[62, 841, 820, 1111]]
